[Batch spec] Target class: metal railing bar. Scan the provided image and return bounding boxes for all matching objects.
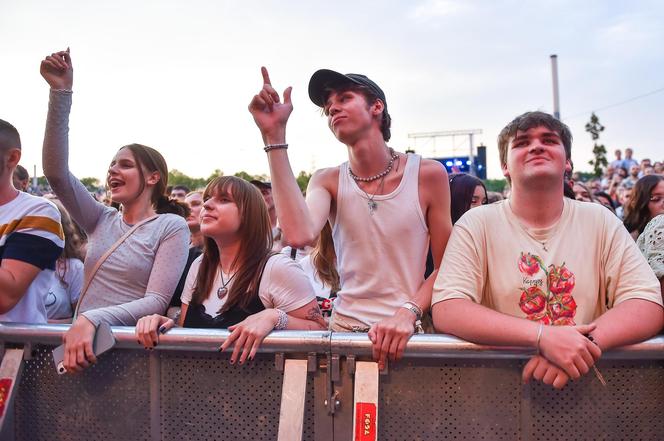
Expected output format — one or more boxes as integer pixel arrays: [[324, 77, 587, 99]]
[[0, 323, 662, 360]]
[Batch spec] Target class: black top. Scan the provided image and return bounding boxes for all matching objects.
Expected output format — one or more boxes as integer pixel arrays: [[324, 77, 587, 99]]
[[183, 295, 265, 328]]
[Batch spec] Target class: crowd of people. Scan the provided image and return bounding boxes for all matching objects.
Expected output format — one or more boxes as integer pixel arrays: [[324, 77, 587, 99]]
[[0, 49, 661, 388]]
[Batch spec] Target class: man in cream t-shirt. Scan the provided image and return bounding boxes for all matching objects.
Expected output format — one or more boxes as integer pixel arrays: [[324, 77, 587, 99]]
[[432, 111, 663, 389]]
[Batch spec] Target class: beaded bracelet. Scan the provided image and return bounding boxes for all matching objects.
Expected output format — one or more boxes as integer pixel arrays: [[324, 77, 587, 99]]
[[264, 143, 288, 153]]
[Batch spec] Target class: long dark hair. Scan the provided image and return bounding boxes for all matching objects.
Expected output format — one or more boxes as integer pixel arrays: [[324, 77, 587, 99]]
[[311, 222, 340, 292], [624, 175, 664, 234], [191, 176, 273, 313], [449, 173, 487, 224]]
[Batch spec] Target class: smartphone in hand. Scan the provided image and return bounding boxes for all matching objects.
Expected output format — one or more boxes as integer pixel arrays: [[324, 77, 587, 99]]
[[52, 322, 116, 375]]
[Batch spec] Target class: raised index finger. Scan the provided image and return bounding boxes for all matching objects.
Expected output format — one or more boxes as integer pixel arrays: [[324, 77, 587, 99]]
[[261, 66, 272, 85]]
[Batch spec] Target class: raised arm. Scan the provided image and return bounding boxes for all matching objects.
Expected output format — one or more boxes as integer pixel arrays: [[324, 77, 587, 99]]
[[40, 49, 106, 232], [248, 67, 329, 247]]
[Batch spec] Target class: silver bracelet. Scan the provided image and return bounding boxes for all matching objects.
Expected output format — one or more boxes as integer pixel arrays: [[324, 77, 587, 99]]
[[264, 143, 288, 153], [274, 309, 288, 330], [535, 323, 544, 354]]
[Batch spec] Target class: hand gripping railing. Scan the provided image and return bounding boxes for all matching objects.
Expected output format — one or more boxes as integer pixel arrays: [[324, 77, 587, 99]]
[[1, 323, 660, 358], [0, 323, 662, 441]]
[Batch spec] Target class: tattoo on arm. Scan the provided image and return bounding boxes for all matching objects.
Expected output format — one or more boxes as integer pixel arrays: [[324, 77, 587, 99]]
[[306, 305, 326, 328]]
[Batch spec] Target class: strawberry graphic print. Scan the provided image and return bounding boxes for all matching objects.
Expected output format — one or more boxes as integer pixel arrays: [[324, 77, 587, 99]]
[[517, 252, 578, 325]]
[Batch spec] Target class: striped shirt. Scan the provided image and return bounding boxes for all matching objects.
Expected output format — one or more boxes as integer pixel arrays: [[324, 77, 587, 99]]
[[0, 191, 64, 323]]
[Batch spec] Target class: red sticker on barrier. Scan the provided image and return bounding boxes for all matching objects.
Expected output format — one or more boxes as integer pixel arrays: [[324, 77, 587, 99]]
[[0, 378, 13, 417], [354, 402, 376, 441]]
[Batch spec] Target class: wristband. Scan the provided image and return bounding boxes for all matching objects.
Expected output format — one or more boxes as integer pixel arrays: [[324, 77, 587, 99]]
[[401, 301, 423, 321], [274, 309, 288, 330], [264, 143, 288, 153]]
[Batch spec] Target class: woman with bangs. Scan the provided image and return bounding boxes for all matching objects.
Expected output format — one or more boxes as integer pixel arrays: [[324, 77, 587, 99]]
[[40, 49, 190, 373], [136, 176, 326, 364]]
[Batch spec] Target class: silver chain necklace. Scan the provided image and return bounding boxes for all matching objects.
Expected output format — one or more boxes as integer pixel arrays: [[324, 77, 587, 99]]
[[217, 267, 237, 299], [348, 148, 398, 182]]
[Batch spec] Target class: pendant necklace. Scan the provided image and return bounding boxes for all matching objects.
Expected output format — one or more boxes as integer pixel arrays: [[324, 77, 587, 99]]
[[351, 149, 397, 215], [508, 199, 562, 252], [217, 266, 237, 299], [359, 171, 388, 215]]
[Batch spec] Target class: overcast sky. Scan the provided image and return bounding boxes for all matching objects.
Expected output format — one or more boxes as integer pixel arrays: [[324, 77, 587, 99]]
[[1, 0, 662, 182]]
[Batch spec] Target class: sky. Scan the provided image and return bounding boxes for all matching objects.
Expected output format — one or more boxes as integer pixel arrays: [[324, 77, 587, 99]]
[[1, 0, 663, 183]]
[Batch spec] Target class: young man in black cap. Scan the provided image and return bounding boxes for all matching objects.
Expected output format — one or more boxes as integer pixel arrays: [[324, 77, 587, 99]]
[[249, 67, 452, 368]]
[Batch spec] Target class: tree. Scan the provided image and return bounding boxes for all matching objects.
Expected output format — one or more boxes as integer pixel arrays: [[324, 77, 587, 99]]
[[80, 177, 101, 191], [296, 171, 312, 193], [585, 112, 607, 177], [168, 169, 210, 191], [483, 179, 507, 193], [233, 171, 256, 182], [206, 169, 223, 182]]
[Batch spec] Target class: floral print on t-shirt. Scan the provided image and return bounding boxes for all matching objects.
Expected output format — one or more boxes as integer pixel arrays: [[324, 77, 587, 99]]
[[517, 252, 578, 325]]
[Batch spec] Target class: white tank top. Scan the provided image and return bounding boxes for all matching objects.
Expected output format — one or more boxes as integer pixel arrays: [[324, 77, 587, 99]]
[[332, 153, 429, 326]]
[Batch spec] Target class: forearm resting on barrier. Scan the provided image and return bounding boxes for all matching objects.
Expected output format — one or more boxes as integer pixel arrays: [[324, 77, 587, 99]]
[[590, 298, 664, 350], [432, 298, 601, 379]]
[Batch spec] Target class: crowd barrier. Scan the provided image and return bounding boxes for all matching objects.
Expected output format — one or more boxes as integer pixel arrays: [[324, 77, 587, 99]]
[[0, 323, 662, 441]]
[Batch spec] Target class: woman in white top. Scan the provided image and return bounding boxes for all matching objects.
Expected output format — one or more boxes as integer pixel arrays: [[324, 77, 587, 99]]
[[136, 176, 326, 364], [45, 199, 85, 320], [40, 49, 190, 373]]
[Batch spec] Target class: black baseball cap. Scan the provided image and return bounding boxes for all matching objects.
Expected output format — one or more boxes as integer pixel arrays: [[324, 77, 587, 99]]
[[250, 180, 271, 189], [308, 69, 387, 109]]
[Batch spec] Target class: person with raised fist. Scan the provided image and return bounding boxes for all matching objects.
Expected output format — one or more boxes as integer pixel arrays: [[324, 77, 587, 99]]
[[40, 49, 190, 373]]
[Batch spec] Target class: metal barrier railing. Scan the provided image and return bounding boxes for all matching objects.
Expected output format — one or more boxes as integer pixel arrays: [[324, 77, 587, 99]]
[[3, 323, 661, 358], [0, 323, 662, 441]]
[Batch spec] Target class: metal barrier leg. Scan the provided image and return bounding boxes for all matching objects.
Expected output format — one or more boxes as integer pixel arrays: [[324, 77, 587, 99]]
[[352, 361, 378, 441], [149, 351, 161, 441], [277, 359, 308, 441], [0, 348, 26, 441]]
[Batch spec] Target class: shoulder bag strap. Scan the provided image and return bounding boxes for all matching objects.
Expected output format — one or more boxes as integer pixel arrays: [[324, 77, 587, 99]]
[[73, 214, 159, 320]]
